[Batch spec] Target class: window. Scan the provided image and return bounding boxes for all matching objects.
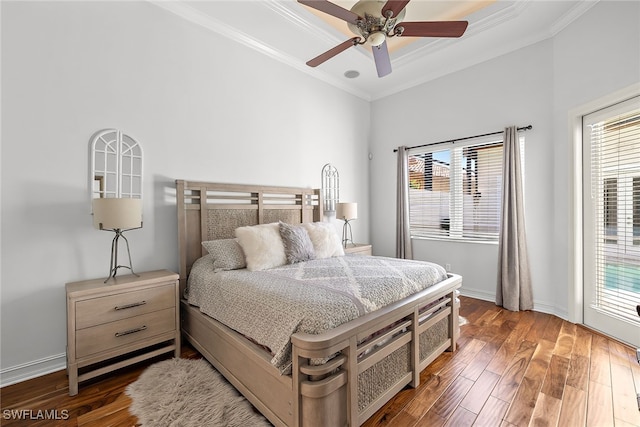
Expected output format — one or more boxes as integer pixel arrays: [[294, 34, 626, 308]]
[[408, 135, 524, 242]]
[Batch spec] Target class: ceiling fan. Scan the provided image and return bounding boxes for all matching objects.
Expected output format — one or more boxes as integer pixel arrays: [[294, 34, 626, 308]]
[[298, 0, 468, 77]]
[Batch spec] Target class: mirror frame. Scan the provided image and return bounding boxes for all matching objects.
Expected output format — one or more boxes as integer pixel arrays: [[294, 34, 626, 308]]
[[90, 129, 143, 203]]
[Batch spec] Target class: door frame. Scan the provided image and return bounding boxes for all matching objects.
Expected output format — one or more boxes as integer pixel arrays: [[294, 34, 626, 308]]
[[568, 82, 640, 326], [582, 98, 640, 345]]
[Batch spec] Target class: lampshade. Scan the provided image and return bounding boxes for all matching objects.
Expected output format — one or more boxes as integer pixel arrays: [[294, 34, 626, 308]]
[[93, 198, 142, 230], [336, 202, 357, 221]]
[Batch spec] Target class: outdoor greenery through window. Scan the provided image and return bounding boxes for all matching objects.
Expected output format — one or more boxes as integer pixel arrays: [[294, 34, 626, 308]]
[[408, 136, 524, 242]]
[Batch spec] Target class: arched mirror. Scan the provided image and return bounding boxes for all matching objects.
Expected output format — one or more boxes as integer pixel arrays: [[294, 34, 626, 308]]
[[321, 163, 339, 214], [90, 129, 143, 201]]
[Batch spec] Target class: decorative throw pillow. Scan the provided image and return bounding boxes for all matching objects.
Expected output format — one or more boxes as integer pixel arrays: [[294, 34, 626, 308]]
[[302, 222, 345, 259], [201, 239, 246, 272], [235, 223, 287, 271], [278, 222, 315, 264]]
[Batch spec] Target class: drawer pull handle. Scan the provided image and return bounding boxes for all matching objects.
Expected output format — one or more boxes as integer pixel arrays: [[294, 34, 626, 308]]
[[115, 325, 147, 337], [114, 301, 147, 311]]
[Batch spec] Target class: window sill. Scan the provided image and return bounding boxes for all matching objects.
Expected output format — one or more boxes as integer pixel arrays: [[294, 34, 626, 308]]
[[410, 235, 499, 245]]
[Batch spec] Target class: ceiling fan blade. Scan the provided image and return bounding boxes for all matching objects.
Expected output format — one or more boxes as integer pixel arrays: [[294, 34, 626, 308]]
[[381, 0, 410, 19], [298, 0, 362, 25], [372, 40, 392, 78], [306, 37, 361, 67], [397, 21, 468, 38]]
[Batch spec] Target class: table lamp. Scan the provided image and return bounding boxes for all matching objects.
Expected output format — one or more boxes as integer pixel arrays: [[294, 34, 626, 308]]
[[93, 198, 142, 282], [336, 202, 357, 248]]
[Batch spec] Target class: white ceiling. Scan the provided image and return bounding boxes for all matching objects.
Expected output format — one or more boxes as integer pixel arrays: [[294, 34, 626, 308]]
[[150, 0, 598, 101]]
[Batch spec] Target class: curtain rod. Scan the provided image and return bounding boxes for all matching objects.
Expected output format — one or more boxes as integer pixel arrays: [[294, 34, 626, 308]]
[[392, 125, 532, 153]]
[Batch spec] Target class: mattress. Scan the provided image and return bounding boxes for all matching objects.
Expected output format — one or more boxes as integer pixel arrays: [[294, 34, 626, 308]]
[[187, 254, 447, 373]]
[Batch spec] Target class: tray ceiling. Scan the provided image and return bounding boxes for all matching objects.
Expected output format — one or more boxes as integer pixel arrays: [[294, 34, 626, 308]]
[[151, 0, 598, 101]]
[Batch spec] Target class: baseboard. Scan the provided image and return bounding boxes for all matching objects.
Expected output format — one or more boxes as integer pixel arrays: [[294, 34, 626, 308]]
[[0, 353, 66, 388], [459, 288, 568, 320], [459, 287, 495, 303]]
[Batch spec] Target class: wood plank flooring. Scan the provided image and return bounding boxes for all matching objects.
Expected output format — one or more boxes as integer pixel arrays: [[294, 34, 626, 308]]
[[362, 297, 640, 427], [1, 296, 638, 426]]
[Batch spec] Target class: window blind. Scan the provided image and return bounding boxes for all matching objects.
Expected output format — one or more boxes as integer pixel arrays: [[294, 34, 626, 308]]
[[587, 102, 640, 323], [408, 135, 524, 242]]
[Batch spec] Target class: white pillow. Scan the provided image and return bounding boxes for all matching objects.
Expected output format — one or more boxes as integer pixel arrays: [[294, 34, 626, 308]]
[[302, 222, 345, 259], [235, 223, 286, 271]]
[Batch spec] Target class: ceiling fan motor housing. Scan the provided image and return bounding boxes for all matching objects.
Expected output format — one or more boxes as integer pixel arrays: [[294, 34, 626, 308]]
[[347, 0, 406, 46]]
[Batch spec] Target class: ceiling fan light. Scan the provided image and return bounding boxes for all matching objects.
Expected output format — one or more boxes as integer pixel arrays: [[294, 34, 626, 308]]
[[369, 32, 386, 47]]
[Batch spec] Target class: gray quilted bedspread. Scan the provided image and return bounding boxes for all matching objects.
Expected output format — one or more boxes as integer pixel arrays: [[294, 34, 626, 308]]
[[187, 255, 447, 373]]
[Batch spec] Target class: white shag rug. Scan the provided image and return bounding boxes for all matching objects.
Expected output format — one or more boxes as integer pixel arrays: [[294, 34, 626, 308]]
[[126, 358, 271, 427]]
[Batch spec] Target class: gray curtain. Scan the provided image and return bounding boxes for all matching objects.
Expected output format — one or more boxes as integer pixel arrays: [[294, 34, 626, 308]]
[[396, 146, 413, 259], [496, 126, 533, 311]]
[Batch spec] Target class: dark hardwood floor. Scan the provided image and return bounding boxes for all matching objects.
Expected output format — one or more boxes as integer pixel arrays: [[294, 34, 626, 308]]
[[1, 296, 638, 426]]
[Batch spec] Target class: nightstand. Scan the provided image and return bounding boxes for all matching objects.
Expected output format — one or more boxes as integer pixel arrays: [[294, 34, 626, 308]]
[[66, 270, 180, 396], [344, 243, 372, 256]]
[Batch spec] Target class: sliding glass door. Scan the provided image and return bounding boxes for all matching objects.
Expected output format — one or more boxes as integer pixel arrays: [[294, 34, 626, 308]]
[[583, 96, 640, 347]]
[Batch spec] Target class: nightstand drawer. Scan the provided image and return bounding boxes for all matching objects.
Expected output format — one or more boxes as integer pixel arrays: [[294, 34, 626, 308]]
[[76, 307, 175, 358], [76, 284, 175, 329]]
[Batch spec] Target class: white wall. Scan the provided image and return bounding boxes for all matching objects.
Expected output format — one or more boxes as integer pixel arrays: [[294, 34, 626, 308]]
[[0, 1, 370, 384], [369, 39, 555, 309], [551, 1, 640, 320], [369, 1, 640, 319]]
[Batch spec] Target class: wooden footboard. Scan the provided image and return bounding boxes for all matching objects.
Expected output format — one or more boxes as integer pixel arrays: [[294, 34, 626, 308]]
[[181, 273, 461, 427], [291, 274, 460, 426]]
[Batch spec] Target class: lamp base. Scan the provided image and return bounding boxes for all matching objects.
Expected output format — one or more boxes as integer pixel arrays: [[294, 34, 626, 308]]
[[105, 229, 139, 283], [342, 220, 355, 248]]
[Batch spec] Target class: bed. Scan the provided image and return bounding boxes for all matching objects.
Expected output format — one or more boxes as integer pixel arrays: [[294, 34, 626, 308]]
[[176, 180, 462, 427]]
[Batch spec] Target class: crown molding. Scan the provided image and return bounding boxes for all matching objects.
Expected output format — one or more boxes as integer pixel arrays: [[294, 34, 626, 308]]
[[148, 0, 371, 101], [375, 0, 597, 100], [263, 1, 372, 61], [549, 0, 599, 36], [393, 0, 531, 68], [263, 0, 336, 40]]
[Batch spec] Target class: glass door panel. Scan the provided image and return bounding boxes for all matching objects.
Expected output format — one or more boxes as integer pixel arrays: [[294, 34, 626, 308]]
[[583, 96, 640, 347]]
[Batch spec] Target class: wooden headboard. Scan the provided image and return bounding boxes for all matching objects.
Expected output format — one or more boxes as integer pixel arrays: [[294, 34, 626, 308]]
[[176, 180, 323, 292]]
